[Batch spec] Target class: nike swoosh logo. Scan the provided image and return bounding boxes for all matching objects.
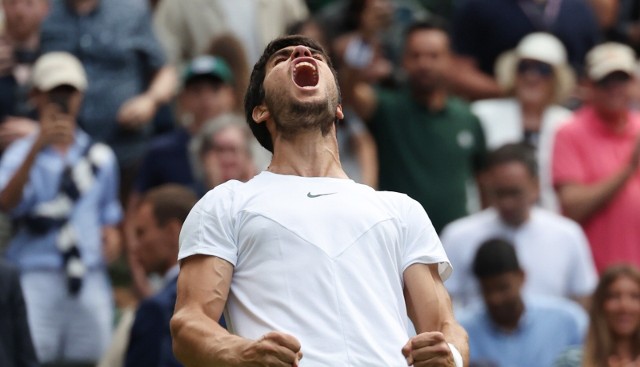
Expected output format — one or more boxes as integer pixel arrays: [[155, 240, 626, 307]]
[[307, 192, 337, 198]]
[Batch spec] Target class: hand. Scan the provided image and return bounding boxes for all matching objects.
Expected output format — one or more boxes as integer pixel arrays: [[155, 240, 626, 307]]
[[0, 116, 38, 149], [102, 226, 122, 264], [117, 93, 157, 129], [36, 104, 75, 149], [239, 331, 303, 367], [402, 332, 455, 367], [629, 134, 640, 170]]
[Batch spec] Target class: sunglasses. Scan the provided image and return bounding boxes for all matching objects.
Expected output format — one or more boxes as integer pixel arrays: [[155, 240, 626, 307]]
[[517, 60, 554, 77], [595, 72, 631, 89]]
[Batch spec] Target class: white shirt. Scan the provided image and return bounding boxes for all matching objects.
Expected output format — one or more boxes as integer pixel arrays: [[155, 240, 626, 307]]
[[179, 171, 451, 366], [471, 98, 572, 212], [440, 207, 597, 312]]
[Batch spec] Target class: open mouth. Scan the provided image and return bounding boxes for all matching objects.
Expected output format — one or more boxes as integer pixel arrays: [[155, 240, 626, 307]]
[[292, 61, 319, 88]]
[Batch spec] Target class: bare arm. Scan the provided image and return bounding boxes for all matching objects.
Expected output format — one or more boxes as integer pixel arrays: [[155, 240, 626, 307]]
[[170, 255, 303, 367], [402, 263, 469, 367], [118, 66, 177, 127], [446, 56, 503, 101], [556, 164, 635, 223], [337, 61, 378, 122]]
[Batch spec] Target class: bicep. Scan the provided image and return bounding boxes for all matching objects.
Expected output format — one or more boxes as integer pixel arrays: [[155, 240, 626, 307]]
[[174, 255, 233, 322], [403, 263, 455, 334]]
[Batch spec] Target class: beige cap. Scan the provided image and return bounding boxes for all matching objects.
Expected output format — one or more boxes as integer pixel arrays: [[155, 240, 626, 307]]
[[32, 52, 87, 92], [586, 42, 636, 81], [495, 32, 576, 103]]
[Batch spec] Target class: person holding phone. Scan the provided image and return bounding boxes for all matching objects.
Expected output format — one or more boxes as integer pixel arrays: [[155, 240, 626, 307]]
[[0, 52, 123, 366]]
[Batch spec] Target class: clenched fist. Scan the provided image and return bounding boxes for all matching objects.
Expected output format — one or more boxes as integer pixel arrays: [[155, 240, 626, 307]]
[[238, 331, 303, 367], [402, 331, 456, 367]]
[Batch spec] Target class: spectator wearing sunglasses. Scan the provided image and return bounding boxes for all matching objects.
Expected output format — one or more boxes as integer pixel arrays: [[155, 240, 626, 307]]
[[552, 42, 640, 273], [472, 33, 575, 212]]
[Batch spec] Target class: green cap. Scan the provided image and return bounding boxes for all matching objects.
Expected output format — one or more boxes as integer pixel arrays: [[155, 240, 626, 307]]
[[182, 56, 233, 85]]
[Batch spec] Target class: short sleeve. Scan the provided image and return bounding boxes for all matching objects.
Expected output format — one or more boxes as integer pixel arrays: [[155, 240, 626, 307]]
[[552, 124, 586, 186], [178, 185, 238, 265], [402, 197, 452, 280], [97, 145, 123, 226]]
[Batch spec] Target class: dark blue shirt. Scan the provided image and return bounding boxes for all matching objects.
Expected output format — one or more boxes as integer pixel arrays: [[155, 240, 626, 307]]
[[134, 128, 200, 195], [40, 0, 166, 166], [452, 0, 600, 75]]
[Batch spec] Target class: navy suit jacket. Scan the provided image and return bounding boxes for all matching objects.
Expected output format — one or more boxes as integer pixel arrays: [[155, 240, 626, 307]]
[[0, 260, 39, 367], [125, 276, 182, 367]]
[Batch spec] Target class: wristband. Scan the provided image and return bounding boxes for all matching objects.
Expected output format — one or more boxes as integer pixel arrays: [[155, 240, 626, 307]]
[[448, 343, 463, 367]]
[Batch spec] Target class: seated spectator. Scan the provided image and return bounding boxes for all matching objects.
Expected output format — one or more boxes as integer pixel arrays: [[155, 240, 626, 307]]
[[460, 238, 588, 367], [0, 259, 38, 367], [0, 52, 122, 365], [555, 264, 640, 367], [190, 114, 257, 192], [442, 144, 597, 310], [40, 0, 177, 200], [125, 184, 198, 367], [472, 33, 575, 211], [552, 42, 640, 273]]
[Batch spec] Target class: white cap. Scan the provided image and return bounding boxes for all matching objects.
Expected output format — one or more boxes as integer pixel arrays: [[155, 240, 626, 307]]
[[32, 52, 87, 92], [586, 42, 636, 81], [515, 32, 568, 66]]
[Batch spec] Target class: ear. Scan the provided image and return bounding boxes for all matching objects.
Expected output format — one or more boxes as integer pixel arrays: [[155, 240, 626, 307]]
[[252, 104, 270, 124], [335, 104, 344, 120]]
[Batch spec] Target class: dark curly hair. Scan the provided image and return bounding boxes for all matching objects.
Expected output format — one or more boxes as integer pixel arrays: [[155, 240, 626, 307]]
[[244, 35, 340, 153]]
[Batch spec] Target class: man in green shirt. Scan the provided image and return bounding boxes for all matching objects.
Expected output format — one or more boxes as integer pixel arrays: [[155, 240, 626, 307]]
[[346, 21, 486, 232]]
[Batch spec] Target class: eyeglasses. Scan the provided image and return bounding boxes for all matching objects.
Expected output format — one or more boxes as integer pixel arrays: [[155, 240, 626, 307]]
[[595, 72, 632, 89], [516, 60, 554, 77]]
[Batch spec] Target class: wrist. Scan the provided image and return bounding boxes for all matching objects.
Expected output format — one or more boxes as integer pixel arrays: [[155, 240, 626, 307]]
[[448, 343, 463, 367]]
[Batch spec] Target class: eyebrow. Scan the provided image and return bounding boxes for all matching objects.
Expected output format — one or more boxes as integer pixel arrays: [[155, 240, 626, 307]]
[[269, 46, 326, 64]]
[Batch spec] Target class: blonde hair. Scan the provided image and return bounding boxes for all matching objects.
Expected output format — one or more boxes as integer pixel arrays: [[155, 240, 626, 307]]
[[583, 264, 640, 367]]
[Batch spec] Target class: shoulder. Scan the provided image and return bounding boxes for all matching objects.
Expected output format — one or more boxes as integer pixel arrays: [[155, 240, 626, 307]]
[[531, 208, 584, 237], [441, 209, 497, 241], [148, 130, 188, 153], [528, 296, 587, 325]]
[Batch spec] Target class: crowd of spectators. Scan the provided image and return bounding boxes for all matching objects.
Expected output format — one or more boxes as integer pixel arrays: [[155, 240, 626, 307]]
[[1, 0, 640, 366]]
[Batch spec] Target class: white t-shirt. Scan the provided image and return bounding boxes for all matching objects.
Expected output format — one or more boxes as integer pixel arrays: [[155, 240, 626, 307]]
[[179, 171, 452, 366], [440, 207, 597, 312]]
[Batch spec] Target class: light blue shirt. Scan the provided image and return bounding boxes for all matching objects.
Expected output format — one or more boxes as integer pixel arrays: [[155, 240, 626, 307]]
[[0, 130, 122, 270], [460, 296, 588, 367]]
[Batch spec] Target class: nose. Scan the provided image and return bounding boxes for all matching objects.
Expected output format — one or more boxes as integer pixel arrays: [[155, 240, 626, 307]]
[[291, 45, 313, 59]]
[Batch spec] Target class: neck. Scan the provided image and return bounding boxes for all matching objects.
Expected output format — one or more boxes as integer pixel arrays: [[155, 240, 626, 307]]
[[267, 123, 348, 178], [613, 337, 635, 360], [413, 87, 447, 111], [69, 0, 99, 15], [595, 107, 628, 133]]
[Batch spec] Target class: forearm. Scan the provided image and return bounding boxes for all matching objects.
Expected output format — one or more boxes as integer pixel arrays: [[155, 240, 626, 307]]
[[0, 142, 40, 211], [557, 165, 634, 223], [441, 318, 469, 366], [145, 65, 177, 105], [171, 309, 249, 367]]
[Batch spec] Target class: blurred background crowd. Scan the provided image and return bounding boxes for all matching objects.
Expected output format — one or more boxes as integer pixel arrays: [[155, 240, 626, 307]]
[[1, 0, 640, 366]]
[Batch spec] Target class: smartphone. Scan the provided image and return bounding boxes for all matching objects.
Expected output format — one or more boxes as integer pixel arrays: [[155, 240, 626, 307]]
[[49, 90, 70, 114]]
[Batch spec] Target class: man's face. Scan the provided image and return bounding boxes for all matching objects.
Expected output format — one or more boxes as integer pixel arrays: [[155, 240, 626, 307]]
[[258, 44, 342, 137], [402, 29, 451, 93], [479, 271, 525, 328], [201, 125, 253, 187], [3, 0, 48, 42], [591, 71, 633, 116], [489, 162, 538, 227], [179, 77, 235, 129], [134, 203, 173, 275]]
